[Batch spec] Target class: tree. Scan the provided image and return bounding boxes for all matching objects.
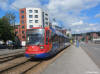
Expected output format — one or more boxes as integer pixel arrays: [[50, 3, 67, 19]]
[[5, 12, 16, 26], [0, 16, 14, 42]]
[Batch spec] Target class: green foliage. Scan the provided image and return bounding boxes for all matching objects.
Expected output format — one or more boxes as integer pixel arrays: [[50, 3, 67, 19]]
[[0, 16, 14, 42], [5, 12, 16, 26]]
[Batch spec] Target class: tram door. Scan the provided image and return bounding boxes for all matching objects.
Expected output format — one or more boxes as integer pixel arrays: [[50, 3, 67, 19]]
[[45, 30, 51, 51]]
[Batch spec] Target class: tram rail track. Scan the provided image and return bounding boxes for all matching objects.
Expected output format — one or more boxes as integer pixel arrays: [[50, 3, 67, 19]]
[[0, 57, 29, 73], [0, 50, 24, 56], [0, 51, 24, 59], [2, 61, 42, 74], [0, 56, 42, 74], [0, 46, 70, 74], [0, 51, 24, 63]]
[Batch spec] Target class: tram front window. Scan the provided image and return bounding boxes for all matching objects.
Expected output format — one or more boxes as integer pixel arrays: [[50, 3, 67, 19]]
[[26, 29, 44, 45]]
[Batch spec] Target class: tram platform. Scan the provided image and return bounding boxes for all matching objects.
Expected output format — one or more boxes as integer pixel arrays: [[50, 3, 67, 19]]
[[42, 45, 100, 74]]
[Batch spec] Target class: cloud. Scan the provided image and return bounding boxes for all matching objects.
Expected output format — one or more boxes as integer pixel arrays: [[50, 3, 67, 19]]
[[71, 22, 100, 33], [71, 20, 83, 26], [85, 27, 97, 32], [47, 0, 99, 11], [10, 0, 41, 10], [95, 13, 100, 18], [46, 0, 100, 26], [45, 0, 100, 33], [0, 0, 9, 10], [89, 23, 96, 26], [76, 29, 80, 32], [0, 0, 41, 10], [85, 27, 91, 31]]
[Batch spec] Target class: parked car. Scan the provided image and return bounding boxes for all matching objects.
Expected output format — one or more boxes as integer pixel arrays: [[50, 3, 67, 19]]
[[0, 40, 7, 49], [6, 39, 22, 49], [0, 44, 7, 49], [6, 40, 13, 49]]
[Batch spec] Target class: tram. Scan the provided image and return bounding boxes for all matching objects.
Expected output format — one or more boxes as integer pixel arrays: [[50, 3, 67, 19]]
[[25, 27, 70, 58]]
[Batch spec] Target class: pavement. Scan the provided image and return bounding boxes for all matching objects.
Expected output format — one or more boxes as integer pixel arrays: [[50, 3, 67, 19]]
[[42, 45, 100, 74], [0, 48, 25, 55], [80, 42, 100, 68]]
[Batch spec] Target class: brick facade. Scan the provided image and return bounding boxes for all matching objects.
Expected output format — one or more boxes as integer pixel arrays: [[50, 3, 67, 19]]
[[19, 8, 27, 41], [14, 8, 27, 43]]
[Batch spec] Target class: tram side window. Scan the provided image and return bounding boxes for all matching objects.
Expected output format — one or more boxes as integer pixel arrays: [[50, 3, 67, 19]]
[[51, 35, 59, 43], [49, 32, 53, 43], [59, 36, 63, 44], [46, 30, 49, 44]]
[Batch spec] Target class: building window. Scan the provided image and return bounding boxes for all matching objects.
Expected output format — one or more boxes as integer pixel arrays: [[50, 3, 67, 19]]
[[21, 15, 24, 19], [45, 13, 48, 16], [45, 18, 48, 20], [35, 20, 38, 23], [15, 26, 18, 29], [22, 31, 25, 34], [45, 22, 48, 25], [21, 10, 24, 13], [22, 36, 25, 38], [29, 15, 33, 18], [29, 10, 32, 13], [15, 31, 18, 34], [35, 15, 38, 18], [21, 21, 24, 24], [29, 20, 33, 23], [29, 25, 33, 28], [22, 26, 24, 29], [34, 10, 38, 13]]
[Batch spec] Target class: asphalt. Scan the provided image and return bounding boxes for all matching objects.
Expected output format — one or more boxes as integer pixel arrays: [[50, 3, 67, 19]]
[[80, 42, 100, 68], [42, 45, 100, 74]]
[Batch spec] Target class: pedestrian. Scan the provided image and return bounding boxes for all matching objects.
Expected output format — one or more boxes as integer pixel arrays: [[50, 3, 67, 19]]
[[76, 39, 79, 47]]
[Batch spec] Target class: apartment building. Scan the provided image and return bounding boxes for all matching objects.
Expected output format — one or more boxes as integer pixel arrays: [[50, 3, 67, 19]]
[[15, 8, 49, 46], [20, 8, 49, 29]]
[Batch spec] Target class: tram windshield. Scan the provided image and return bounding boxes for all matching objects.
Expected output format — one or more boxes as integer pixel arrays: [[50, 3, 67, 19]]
[[26, 29, 45, 45]]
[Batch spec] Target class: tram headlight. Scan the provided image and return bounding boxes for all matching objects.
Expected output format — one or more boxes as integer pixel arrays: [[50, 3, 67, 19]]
[[40, 46, 44, 49]]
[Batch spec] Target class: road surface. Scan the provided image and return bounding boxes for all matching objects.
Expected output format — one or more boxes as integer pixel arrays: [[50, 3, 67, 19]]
[[80, 42, 100, 68]]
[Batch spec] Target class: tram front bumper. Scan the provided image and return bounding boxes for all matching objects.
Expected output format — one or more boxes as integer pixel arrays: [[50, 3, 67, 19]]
[[25, 54, 36, 58]]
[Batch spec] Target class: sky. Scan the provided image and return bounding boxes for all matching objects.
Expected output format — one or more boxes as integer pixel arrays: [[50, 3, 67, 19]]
[[0, 0, 100, 34]]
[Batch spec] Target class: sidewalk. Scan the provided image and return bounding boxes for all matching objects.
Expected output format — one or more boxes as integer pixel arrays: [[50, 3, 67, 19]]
[[42, 45, 100, 74]]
